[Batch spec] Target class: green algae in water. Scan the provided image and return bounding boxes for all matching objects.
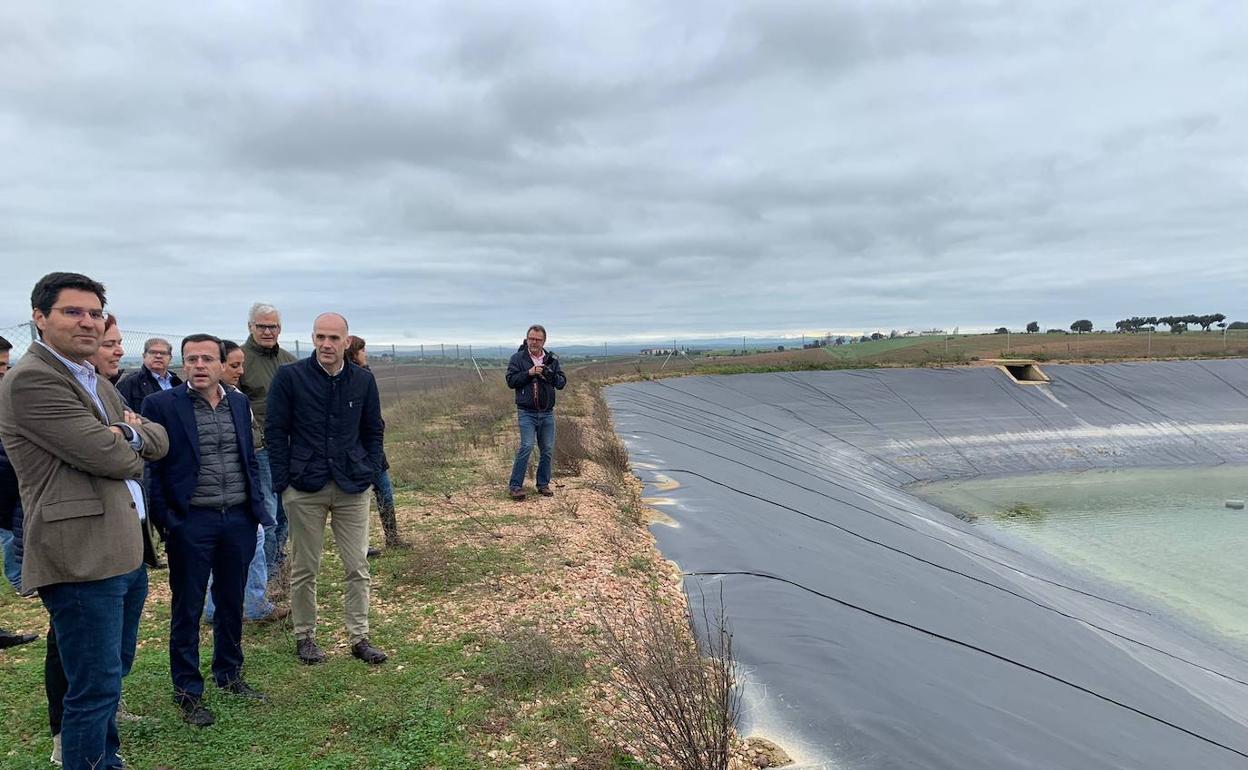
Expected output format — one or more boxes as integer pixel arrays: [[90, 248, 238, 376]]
[[917, 465, 1248, 645]]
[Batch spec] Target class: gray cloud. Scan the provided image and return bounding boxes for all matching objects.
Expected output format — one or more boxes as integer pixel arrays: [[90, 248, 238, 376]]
[[1, 0, 1246, 346]]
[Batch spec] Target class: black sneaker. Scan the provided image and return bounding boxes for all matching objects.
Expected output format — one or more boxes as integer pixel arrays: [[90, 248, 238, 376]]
[[177, 697, 215, 728], [366, 547, 383, 558], [351, 638, 388, 665], [0, 628, 38, 649], [218, 678, 266, 701], [297, 637, 326, 665]]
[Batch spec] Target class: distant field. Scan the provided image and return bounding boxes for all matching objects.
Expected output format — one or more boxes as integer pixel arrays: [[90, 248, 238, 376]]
[[371, 332, 1248, 402], [372, 362, 499, 407], [823, 336, 933, 360], [844, 331, 1248, 365]]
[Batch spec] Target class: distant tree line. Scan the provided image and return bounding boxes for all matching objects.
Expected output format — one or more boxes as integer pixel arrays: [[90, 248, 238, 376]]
[[1113, 314, 1226, 333]]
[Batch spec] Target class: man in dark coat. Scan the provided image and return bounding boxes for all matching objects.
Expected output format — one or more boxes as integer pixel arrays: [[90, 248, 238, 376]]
[[141, 334, 273, 727], [115, 337, 182, 410], [504, 324, 566, 500], [266, 312, 386, 666]]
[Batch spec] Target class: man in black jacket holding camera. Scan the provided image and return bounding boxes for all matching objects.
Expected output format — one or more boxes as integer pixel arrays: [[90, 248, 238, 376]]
[[505, 324, 566, 501]]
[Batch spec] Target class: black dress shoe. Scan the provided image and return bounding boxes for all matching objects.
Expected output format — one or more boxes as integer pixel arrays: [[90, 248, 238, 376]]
[[366, 547, 383, 558], [351, 638, 388, 664], [177, 698, 215, 728], [218, 678, 266, 700], [0, 628, 38, 649], [297, 637, 326, 665]]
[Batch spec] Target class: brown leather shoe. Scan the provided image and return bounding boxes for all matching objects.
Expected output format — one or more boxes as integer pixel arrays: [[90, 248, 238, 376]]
[[508, 487, 526, 501], [537, 485, 554, 497], [248, 606, 290, 624]]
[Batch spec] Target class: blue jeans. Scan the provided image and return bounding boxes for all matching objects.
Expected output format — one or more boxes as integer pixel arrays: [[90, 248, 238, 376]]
[[509, 409, 556, 490], [0, 526, 20, 591], [257, 448, 288, 572], [204, 524, 272, 622], [40, 566, 147, 770]]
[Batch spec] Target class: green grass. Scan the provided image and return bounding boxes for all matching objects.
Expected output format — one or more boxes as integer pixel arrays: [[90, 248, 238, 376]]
[[0, 522, 566, 770], [0, 597, 489, 770]]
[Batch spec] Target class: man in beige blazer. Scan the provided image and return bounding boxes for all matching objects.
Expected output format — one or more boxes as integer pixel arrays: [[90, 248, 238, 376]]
[[0, 272, 168, 770]]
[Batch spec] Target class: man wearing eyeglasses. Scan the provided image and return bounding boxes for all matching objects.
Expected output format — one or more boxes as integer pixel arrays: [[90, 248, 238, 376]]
[[116, 338, 182, 411], [238, 303, 296, 579], [0, 272, 169, 770], [141, 335, 273, 727]]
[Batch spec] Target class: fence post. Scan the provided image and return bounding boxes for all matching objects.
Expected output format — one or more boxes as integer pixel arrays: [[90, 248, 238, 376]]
[[391, 343, 400, 405]]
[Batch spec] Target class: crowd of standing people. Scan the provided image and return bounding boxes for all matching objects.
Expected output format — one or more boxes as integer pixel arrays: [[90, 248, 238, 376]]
[[0, 271, 567, 769]]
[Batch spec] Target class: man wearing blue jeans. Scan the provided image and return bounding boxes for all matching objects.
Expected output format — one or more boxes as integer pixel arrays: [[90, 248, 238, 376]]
[[505, 325, 567, 501], [204, 340, 287, 625], [238, 303, 295, 573], [0, 272, 169, 770]]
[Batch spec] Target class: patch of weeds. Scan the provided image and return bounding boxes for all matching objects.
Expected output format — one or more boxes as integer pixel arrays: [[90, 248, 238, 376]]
[[477, 628, 588, 697], [614, 554, 652, 576], [554, 495, 582, 519], [386, 536, 525, 594], [616, 493, 644, 527]]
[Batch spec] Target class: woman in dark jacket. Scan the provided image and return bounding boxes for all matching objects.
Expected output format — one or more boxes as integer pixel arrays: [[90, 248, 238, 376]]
[[346, 336, 404, 552]]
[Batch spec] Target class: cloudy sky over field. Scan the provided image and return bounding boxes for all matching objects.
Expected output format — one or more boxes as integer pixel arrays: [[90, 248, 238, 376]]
[[1, 1, 1245, 344]]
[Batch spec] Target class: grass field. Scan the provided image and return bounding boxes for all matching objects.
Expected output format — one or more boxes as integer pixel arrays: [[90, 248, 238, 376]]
[[0, 379, 700, 770], [832, 330, 1248, 365]]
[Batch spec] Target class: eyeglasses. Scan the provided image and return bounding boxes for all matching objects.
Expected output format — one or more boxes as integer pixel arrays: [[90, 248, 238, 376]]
[[251, 323, 280, 333], [52, 306, 109, 323], [146, 350, 172, 357]]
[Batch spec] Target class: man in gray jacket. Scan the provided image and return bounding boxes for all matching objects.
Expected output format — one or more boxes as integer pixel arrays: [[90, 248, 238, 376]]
[[0, 272, 168, 770]]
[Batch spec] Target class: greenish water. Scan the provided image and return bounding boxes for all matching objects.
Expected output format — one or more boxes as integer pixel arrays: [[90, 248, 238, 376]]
[[916, 466, 1248, 644]]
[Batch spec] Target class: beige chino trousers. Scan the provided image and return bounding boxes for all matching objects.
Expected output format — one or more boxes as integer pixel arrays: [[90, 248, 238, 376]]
[[283, 482, 371, 644]]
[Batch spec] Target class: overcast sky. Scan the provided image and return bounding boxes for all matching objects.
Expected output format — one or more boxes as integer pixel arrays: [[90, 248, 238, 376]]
[[1, 1, 1245, 345]]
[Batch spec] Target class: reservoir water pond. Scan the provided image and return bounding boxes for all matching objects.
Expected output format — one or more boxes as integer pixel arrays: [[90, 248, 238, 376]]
[[916, 465, 1248, 644]]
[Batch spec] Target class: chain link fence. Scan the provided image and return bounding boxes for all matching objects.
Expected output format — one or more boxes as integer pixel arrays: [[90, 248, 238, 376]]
[[0, 320, 495, 408]]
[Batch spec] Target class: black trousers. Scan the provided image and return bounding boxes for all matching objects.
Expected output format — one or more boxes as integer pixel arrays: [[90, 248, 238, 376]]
[[166, 504, 256, 702]]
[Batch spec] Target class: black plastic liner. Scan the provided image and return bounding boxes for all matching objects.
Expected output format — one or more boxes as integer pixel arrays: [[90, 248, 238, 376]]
[[607, 360, 1248, 770]]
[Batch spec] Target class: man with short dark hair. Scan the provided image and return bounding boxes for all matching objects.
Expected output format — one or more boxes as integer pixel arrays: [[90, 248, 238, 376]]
[[0, 272, 169, 770], [267, 313, 387, 665], [141, 334, 272, 727], [238, 303, 296, 575], [116, 337, 182, 410], [0, 333, 39, 649], [505, 324, 566, 500]]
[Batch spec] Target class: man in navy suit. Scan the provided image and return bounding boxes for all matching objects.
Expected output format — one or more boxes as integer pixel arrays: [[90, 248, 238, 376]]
[[141, 334, 274, 727]]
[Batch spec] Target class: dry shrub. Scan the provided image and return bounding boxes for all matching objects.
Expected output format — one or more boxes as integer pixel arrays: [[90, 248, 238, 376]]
[[555, 418, 592, 476], [598, 435, 633, 487], [595, 586, 740, 770], [478, 627, 587, 696], [384, 379, 516, 489], [389, 535, 518, 594]]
